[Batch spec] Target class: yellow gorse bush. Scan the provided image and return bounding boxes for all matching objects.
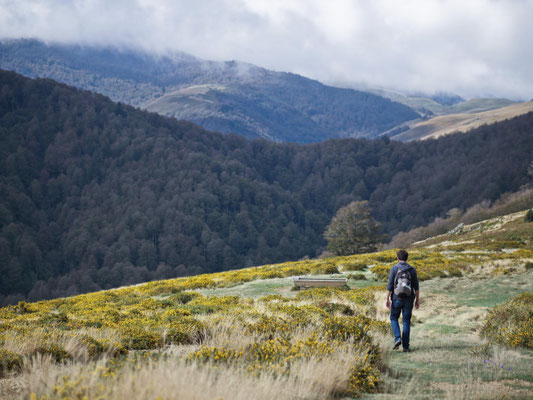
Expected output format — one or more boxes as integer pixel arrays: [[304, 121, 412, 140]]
[[182, 287, 384, 395], [348, 353, 380, 394], [481, 292, 533, 349]]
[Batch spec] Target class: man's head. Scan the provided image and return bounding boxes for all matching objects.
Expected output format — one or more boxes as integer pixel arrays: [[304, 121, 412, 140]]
[[397, 249, 408, 261]]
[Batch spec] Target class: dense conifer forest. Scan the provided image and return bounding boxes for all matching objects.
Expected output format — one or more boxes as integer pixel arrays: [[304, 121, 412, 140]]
[[1, 70, 531, 304]]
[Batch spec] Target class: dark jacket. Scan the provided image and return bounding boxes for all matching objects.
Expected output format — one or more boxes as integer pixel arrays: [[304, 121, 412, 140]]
[[387, 261, 419, 300]]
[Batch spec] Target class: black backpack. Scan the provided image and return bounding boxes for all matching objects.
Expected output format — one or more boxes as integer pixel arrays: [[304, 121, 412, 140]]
[[394, 268, 412, 297]]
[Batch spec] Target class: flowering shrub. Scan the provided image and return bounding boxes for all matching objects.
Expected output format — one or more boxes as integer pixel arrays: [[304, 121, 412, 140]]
[[343, 285, 385, 306], [80, 335, 106, 358], [506, 249, 533, 259], [143, 281, 184, 296], [168, 291, 201, 304], [310, 262, 340, 275], [179, 275, 217, 290], [480, 292, 533, 349], [188, 347, 243, 364], [318, 302, 354, 316], [34, 343, 71, 363], [258, 294, 288, 302], [246, 315, 292, 337], [323, 316, 366, 341], [119, 324, 162, 350], [246, 334, 335, 376], [341, 261, 367, 271], [0, 348, 23, 376], [348, 355, 380, 394]]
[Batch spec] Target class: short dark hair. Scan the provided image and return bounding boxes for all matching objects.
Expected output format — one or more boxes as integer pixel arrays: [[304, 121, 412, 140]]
[[397, 249, 408, 261]]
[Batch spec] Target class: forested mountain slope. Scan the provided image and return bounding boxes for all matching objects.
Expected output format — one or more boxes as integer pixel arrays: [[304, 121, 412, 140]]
[[0, 39, 418, 143], [0, 70, 531, 304]]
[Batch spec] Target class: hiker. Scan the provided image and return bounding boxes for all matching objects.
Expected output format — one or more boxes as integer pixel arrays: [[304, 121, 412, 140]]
[[386, 249, 419, 352]]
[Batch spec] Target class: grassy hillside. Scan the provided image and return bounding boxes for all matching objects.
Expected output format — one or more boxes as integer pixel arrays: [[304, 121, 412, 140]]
[[335, 85, 516, 117], [390, 101, 533, 142], [446, 98, 517, 114], [1, 210, 532, 399], [360, 88, 454, 115]]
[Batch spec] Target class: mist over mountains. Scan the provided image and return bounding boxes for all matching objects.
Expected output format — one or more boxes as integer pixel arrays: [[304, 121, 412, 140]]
[[1, 69, 532, 304], [0, 39, 420, 143]]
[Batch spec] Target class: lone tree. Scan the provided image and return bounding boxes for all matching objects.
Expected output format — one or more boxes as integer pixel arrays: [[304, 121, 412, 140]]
[[324, 201, 384, 256]]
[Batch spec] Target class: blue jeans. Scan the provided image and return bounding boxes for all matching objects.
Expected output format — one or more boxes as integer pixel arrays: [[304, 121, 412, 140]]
[[390, 296, 414, 350]]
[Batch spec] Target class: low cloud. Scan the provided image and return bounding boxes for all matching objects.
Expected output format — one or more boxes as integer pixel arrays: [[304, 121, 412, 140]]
[[1, 0, 532, 99]]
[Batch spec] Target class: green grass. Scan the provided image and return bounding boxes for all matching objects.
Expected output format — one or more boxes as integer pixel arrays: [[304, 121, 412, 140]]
[[427, 270, 533, 308], [197, 273, 386, 299], [197, 277, 295, 298], [420, 323, 463, 335]]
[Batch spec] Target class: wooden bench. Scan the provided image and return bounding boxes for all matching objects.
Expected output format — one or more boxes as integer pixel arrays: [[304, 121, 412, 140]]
[[293, 277, 348, 289]]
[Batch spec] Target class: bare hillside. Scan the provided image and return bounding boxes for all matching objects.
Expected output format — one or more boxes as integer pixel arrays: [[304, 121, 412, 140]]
[[391, 101, 533, 141]]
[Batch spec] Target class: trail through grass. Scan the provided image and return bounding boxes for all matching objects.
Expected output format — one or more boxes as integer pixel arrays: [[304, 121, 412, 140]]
[[364, 269, 533, 399], [196, 265, 533, 399]]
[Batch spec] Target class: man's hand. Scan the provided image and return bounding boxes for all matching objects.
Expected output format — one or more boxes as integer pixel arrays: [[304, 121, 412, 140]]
[[415, 299, 419, 310], [386, 299, 391, 309]]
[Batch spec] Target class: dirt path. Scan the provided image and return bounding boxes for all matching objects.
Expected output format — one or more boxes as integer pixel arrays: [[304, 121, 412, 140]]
[[364, 270, 533, 399]]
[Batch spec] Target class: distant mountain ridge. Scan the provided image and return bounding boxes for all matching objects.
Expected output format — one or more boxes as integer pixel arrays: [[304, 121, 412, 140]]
[[0, 39, 419, 143]]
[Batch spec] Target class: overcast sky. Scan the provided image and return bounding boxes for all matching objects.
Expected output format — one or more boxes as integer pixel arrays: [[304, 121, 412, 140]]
[[1, 0, 532, 99]]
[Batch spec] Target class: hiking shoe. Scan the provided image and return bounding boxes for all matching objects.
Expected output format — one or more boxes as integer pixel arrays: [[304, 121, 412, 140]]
[[393, 340, 401, 350], [403, 348, 410, 353]]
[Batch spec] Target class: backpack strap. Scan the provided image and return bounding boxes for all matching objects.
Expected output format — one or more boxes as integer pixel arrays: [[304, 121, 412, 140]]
[[393, 265, 400, 288]]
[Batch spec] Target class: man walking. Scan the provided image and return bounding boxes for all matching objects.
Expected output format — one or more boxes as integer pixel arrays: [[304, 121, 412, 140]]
[[386, 249, 419, 352]]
